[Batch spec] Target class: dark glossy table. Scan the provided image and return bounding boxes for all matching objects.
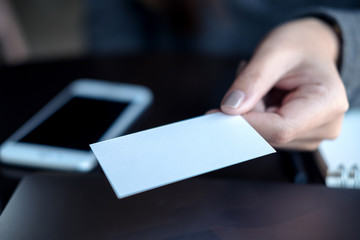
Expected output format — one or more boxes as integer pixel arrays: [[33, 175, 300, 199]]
[[1, 172, 359, 240]]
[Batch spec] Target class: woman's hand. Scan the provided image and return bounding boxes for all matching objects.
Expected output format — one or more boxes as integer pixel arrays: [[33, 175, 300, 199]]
[[220, 18, 349, 150]]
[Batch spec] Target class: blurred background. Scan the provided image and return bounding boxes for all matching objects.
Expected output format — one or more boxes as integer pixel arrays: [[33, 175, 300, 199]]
[[0, 0, 85, 64], [2, 0, 360, 65], [0, 0, 298, 65]]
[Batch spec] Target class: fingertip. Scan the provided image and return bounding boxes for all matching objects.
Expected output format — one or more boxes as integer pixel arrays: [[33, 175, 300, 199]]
[[205, 109, 220, 115], [220, 105, 241, 115], [220, 90, 245, 115]]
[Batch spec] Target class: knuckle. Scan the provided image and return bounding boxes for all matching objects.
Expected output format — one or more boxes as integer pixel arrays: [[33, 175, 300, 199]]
[[332, 77, 350, 114], [332, 93, 349, 115], [312, 85, 329, 97], [327, 129, 341, 140], [269, 123, 296, 145], [339, 98, 349, 113], [325, 110, 348, 141], [326, 122, 343, 140], [241, 70, 265, 89]]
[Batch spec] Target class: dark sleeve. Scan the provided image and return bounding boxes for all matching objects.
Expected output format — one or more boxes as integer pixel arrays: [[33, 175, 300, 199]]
[[308, 9, 360, 108]]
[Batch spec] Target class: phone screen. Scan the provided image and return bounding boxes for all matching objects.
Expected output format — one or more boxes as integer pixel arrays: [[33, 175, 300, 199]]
[[19, 97, 129, 150]]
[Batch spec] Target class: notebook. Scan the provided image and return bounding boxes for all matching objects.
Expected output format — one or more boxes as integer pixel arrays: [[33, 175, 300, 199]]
[[317, 108, 360, 189]]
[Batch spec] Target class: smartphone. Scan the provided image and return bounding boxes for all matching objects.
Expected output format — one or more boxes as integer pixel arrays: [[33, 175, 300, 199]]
[[0, 79, 153, 172]]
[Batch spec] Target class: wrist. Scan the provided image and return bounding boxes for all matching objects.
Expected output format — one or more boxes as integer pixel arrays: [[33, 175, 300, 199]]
[[299, 17, 340, 63], [258, 17, 340, 65], [309, 15, 342, 68]]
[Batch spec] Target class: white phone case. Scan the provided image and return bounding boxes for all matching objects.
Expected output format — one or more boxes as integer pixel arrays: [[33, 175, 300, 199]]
[[0, 79, 153, 172]]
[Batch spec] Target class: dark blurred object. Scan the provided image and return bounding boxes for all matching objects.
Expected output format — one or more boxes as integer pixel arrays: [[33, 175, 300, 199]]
[[140, 0, 200, 35], [9, 0, 85, 62], [0, 0, 28, 64], [84, 0, 279, 55], [84, 0, 360, 56]]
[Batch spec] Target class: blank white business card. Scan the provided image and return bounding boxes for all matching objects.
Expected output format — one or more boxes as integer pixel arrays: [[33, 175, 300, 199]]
[[90, 112, 275, 198]]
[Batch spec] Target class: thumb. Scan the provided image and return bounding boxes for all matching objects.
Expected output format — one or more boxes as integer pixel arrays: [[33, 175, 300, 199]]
[[220, 52, 292, 115]]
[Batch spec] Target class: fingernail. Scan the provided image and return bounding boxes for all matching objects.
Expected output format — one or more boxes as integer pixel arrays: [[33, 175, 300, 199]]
[[222, 90, 245, 109]]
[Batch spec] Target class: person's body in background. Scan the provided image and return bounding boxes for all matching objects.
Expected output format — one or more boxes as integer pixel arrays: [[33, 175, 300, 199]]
[[84, 0, 360, 150], [0, 0, 28, 64]]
